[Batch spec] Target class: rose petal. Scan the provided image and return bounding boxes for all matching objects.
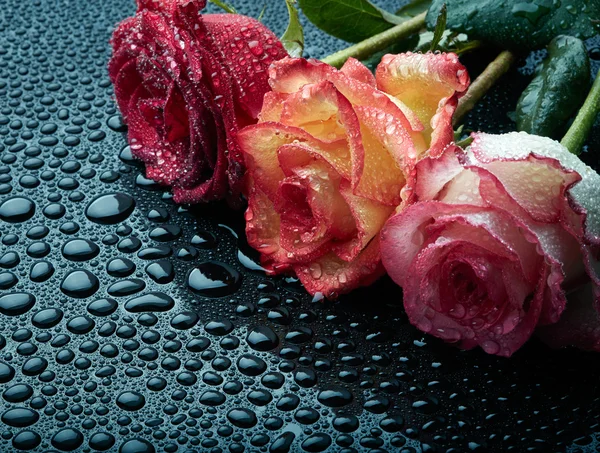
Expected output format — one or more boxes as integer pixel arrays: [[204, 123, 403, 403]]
[[238, 122, 353, 197], [279, 81, 352, 143], [163, 85, 190, 142], [201, 14, 288, 118], [413, 145, 466, 202], [109, 1, 286, 205], [275, 158, 356, 261], [438, 169, 485, 206], [354, 105, 418, 175], [376, 52, 469, 155], [294, 236, 384, 298], [245, 185, 291, 272], [137, 0, 207, 14], [382, 201, 461, 288], [402, 224, 545, 356], [340, 57, 377, 87], [243, 54, 472, 299], [275, 178, 332, 260], [351, 107, 410, 206], [431, 212, 541, 284], [468, 133, 581, 223], [468, 166, 584, 323], [259, 91, 289, 122], [336, 182, 394, 261], [268, 57, 335, 94], [276, 141, 351, 182], [427, 143, 588, 325], [468, 132, 600, 245], [382, 131, 600, 354], [382, 202, 546, 295]]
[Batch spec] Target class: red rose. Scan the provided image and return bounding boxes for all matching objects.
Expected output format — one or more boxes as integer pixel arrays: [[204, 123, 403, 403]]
[[108, 0, 287, 203], [238, 54, 469, 298], [381, 132, 600, 356]]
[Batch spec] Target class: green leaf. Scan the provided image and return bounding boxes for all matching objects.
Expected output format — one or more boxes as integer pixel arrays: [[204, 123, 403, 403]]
[[456, 135, 474, 148], [297, 0, 403, 43], [257, 3, 267, 21], [414, 30, 480, 55], [430, 2, 446, 51], [208, 0, 237, 14], [448, 37, 483, 55], [453, 124, 465, 142], [516, 35, 591, 139], [426, 0, 600, 51], [282, 0, 305, 57], [396, 0, 432, 18]]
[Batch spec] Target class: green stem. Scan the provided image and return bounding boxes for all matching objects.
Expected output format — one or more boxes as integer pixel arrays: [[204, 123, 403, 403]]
[[453, 50, 516, 126], [561, 68, 600, 155], [321, 12, 426, 69]]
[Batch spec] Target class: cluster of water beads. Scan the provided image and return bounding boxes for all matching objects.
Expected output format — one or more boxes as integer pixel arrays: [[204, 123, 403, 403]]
[[0, 0, 599, 452]]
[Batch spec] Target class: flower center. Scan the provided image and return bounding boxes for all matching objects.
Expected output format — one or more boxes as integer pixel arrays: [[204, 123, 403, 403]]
[[451, 263, 487, 305]]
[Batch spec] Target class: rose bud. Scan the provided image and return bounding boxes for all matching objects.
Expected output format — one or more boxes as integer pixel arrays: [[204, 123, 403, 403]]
[[238, 54, 469, 298], [108, 0, 287, 203], [381, 132, 600, 357]]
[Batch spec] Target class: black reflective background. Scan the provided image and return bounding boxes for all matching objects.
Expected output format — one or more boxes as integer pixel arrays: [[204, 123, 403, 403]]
[[0, 0, 599, 452]]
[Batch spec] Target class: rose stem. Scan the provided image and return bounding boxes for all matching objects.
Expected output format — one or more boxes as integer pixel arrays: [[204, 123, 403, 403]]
[[452, 50, 517, 127], [321, 12, 426, 69], [561, 68, 600, 155]]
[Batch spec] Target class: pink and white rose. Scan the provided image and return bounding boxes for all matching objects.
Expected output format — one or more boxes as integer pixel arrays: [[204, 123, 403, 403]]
[[381, 132, 600, 356]]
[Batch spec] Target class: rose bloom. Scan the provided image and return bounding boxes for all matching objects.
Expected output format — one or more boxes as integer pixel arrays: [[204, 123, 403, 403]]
[[108, 0, 287, 203], [238, 53, 469, 297], [381, 132, 600, 356]]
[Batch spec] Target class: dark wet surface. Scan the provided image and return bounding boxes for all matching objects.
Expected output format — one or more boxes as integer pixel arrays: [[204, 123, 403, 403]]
[[0, 0, 599, 452]]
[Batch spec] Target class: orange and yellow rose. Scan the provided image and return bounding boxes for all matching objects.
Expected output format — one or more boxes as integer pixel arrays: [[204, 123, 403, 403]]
[[238, 53, 469, 297]]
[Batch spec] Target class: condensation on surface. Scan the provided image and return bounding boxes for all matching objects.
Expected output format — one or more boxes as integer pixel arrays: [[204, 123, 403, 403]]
[[0, 0, 599, 452]]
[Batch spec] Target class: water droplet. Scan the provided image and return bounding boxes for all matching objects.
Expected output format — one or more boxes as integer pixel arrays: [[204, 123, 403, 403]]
[[2, 384, 33, 403], [116, 391, 146, 411], [191, 231, 218, 249], [31, 308, 63, 328], [107, 114, 127, 132], [0, 292, 36, 316], [106, 258, 136, 277], [51, 428, 84, 451], [227, 408, 257, 428], [29, 261, 55, 282], [301, 433, 332, 452], [170, 311, 199, 330], [237, 353, 267, 376], [0, 362, 16, 383], [0, 197, 35, 223], [85, 193, 135, 224], [119, 439, 155, 453], [145, 260, 174, 284], [149, 224, 182, 242], [87, 298, 118, 316], [12, 430, 41, 450], [61, 239, 100, 261], [1, 407, 39, 427], [60, 269, 99, 298], [107, 278, 146, 297], [187, 261, 242, 297], [89, 432, 116, 451], [66, 315, 95, 334], [125, 293, 175, 313], [246, 325, 279, 351], [317, 387, 353, 407]]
